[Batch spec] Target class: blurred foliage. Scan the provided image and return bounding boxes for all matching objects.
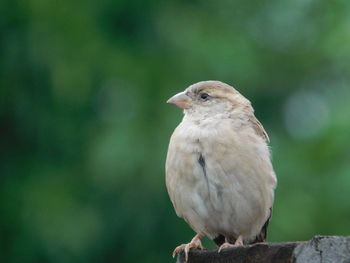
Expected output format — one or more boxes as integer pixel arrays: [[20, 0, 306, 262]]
[[1, 0, 350, 262]]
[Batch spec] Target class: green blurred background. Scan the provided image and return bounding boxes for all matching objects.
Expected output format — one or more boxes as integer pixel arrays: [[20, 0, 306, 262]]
[[1, 0, 350, 262]]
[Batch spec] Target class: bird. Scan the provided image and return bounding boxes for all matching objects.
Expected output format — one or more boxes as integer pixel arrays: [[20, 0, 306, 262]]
[[165, 80, 277, 261]]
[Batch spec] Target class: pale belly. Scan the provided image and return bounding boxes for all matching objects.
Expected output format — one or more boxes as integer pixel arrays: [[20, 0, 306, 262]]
[[168, 155, 271, 241]]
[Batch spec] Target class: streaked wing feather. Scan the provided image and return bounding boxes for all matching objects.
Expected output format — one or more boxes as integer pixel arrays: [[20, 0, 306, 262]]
[[249, 115, 269, 143]]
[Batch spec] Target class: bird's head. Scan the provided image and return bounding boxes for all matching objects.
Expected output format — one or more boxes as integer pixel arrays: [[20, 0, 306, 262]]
[[167, 81, 252, 118]]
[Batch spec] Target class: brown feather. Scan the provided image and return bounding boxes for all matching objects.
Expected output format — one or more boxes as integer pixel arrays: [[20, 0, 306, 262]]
[[249, 207, 272, 244], [249, 114, 270, 143]]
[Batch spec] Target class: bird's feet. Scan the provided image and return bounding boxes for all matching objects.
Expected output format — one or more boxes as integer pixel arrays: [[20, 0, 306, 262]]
[[172, 233, 203, 261], [218, 235, 243, 253]]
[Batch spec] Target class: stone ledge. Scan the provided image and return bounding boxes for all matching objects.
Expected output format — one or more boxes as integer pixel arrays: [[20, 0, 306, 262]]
[[176, 236, 350, 263]]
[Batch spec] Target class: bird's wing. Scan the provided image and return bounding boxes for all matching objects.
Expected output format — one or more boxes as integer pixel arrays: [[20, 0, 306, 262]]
[[248, 115, 270, 143], [249, 207, 272, 243]]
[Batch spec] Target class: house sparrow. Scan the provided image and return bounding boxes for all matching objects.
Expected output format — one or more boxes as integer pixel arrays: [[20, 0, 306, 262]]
[[165, 81, 277, 261]]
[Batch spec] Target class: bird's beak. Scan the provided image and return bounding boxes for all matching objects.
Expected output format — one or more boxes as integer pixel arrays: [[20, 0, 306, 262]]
[[166, 91, 191, 109]]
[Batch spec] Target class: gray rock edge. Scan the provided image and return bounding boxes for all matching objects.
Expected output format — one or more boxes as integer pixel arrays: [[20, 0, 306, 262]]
[[176, 236, 350, 263]]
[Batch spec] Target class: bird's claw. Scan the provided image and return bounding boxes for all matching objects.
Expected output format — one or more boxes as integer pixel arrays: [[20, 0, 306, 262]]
[[218, 235, 243, 253], [172, 238, 203, 261], [218, 242, 235, 253]]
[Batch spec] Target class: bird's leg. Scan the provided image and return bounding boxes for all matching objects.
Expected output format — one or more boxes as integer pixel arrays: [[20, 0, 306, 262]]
[[172, 233, 203, 261], [234, 235, 244, 246], [218, 235, 244, 252]]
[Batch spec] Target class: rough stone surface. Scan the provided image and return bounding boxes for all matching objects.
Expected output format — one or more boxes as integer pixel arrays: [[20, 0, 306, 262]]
[[175, 236, 350, 263], [293, 236, 350, 263]]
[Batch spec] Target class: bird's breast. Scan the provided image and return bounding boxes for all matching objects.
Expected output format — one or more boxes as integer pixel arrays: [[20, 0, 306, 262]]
[[165, 117, 276, 239]]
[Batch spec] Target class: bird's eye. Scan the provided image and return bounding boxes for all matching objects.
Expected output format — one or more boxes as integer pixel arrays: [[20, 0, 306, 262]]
[[200, 93, 210, 100]]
